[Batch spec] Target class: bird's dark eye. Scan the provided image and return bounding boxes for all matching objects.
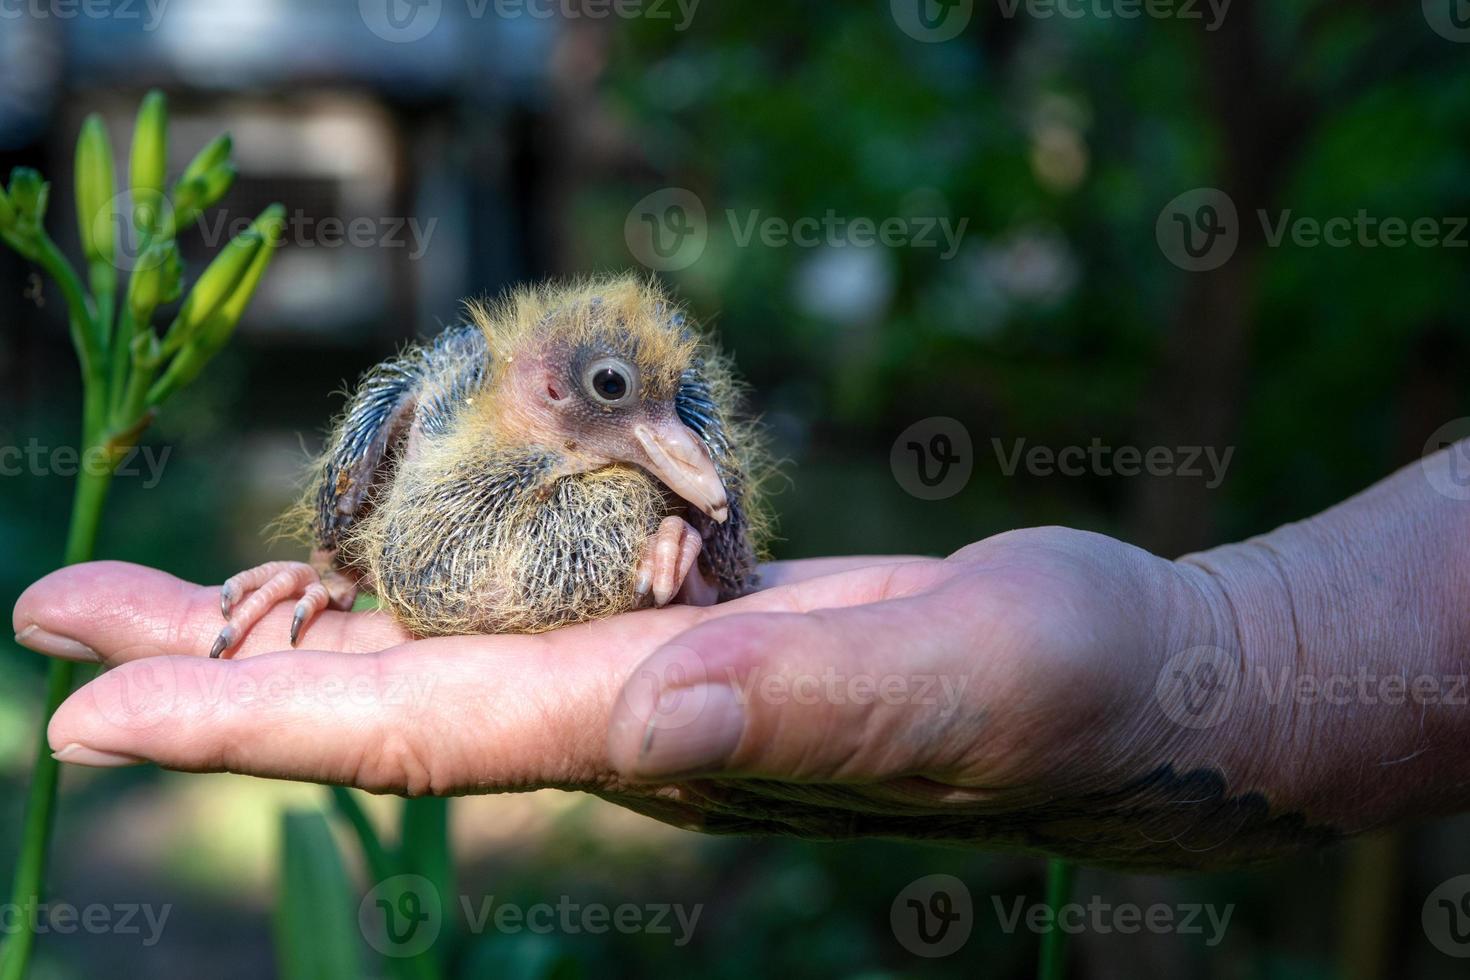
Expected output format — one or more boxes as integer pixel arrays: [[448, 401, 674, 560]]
[[581, 357, 638, 406], [593, 368, 626, 400]]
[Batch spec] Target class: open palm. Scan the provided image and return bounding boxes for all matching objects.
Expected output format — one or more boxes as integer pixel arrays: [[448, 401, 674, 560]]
[[14, 528, 1301, 869]]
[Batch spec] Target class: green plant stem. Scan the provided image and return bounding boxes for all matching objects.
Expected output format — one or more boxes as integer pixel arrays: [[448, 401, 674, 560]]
[[88, 261, 116, 352], [1036, 859, 1077, 980], [108, 306, 137, 420], [329, 787, 398, 887], [114, 349, 157, 436], [327, 789, 442, 980], [34, 237, 99, 371], [1, 464, 113, 980]]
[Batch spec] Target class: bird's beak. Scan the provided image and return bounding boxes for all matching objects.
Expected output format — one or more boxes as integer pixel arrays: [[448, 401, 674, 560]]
[[633, 421, 729, 524]]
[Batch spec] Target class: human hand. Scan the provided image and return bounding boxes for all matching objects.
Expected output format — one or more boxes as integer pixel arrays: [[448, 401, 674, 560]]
[[16, 522, 1335, 871]]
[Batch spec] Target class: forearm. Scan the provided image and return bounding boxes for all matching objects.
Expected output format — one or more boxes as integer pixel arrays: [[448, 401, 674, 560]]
[[1173, 442, 1470, 833]]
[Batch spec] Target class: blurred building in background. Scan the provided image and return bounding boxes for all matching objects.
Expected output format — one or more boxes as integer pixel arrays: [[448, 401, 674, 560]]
[[1, 0, 563, 349]]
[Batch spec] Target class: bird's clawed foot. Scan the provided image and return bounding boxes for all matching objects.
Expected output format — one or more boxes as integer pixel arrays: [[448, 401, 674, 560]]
[[635, 516, 717, 608], [211, 560, 356, 658]]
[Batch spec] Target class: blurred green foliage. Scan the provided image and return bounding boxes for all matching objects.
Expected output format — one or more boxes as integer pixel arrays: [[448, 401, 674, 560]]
[[5, 1, 1470, 978]]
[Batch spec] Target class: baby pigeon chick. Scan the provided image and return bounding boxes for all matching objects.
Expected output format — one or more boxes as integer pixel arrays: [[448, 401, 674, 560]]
[[213, 276, 770, 656]]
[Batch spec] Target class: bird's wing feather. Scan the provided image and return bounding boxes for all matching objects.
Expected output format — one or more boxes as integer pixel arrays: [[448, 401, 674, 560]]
[[316, 323, 487, 552], [676, 364, 758, 597]]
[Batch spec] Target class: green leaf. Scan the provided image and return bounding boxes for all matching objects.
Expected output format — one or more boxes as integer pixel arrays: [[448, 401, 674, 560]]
[[400, 798, 453, 925], [0, 185, 14, 229], [329, 787, 397, 887], [329, 793, 446, 980], [399, 798, 454, 977], [274, 810, 364, 980], [75, 115, 117, 268]]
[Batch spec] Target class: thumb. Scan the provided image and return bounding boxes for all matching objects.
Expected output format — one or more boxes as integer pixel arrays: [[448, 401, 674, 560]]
[[606, 598, 975, 783]]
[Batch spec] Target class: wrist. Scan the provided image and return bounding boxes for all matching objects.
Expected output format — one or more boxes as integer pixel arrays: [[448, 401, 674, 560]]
[[1168, 449, 1470, 833]]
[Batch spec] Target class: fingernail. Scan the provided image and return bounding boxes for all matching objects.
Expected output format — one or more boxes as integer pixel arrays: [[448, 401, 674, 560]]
[[636, 683, 745, 778], [14, 625, 100, 664], [52, 743, 145, 768]]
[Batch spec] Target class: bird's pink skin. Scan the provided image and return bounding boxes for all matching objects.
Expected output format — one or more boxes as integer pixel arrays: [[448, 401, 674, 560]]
[[492, 345, 730, 523], [637, 516, 717, 608], [213, 555, 356, 657]]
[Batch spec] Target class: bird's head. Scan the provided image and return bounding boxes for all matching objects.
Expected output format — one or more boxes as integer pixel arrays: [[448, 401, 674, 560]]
[[469, 278, 729, 524]]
